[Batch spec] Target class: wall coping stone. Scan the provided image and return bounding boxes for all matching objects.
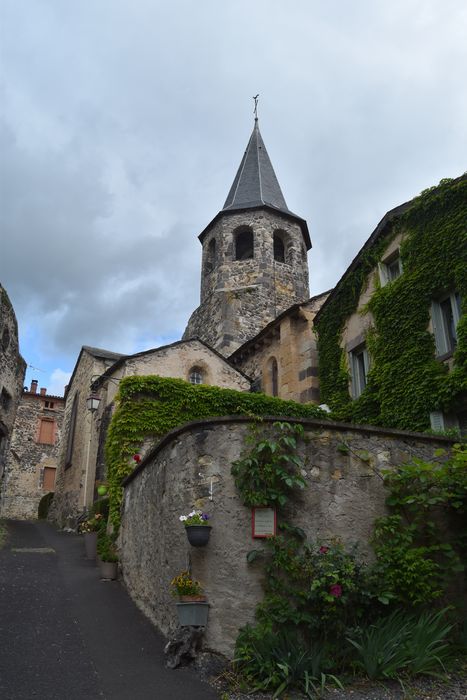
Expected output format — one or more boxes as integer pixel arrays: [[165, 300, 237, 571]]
[[122, 415, 456, 487]]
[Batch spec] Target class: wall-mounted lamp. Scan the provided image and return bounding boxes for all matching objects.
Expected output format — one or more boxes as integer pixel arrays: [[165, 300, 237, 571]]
[[86, 393, 101, 412]]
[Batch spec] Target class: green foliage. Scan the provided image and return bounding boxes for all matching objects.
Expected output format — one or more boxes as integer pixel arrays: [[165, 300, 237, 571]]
[[371, 516, 444, 606], [97, 531, 118, 562], [347, 608, 454, 680], [256, 538, 374, 642], [234, 625, 342, 698], [373, 445, 467, 605], [231, 422, 306, 507], [105, 376, 326, 530], [316, 176, 467, 431], [37, 492, 54, 519]]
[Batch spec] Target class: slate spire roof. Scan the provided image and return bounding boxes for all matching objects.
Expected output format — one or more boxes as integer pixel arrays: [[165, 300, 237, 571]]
[[223, 119, 290, 214], [199, 118, 311, 249]]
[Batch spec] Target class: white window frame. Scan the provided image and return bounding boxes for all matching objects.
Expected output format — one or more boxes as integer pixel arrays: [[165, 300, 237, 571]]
[[429, 411, 460, 433], [431, 291, 461, 357], [378, 250, 403, 286], [349, 345, 370, 398]]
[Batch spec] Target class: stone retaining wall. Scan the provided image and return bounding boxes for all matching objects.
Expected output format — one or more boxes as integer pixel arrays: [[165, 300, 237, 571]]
[[120, 416, 453, 659]]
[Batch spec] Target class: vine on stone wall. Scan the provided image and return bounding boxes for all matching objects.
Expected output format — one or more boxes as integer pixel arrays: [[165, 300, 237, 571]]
[[104, 376, 327, 530], [316, 176, 467, 431]]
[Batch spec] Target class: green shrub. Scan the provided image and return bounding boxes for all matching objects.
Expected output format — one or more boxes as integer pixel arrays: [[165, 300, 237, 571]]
[[234, 625, 342, 698], [97, 531, 118, 562], [347, 608, 454, 680], [37, 492, 54, 519]]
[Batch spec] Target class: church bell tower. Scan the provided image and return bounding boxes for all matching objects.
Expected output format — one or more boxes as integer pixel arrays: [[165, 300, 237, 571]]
[[183, 117, 311, 356]]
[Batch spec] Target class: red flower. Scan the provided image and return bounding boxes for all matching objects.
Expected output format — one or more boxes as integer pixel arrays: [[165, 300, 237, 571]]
[[329, 584, 342, 598], [319, 546, 329, 554], [133, 454, 141, 463]]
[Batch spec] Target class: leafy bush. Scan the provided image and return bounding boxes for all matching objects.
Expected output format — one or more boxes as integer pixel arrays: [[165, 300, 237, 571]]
[[371, 516, 444, 606], [97, 531, 118, 562], [234, 625, 342, 698], [37, 492, 54, 519], [347, 608, 454, 680], [256, 537, 374, 643]]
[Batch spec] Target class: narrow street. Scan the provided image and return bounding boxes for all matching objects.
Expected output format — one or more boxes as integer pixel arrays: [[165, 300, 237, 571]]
[[0, 520, 220, 700]]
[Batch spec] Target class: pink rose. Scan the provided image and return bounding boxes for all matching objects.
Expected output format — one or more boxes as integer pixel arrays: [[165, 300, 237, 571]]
[[329, 584, 343, 598], [319, 546, 329, 554]]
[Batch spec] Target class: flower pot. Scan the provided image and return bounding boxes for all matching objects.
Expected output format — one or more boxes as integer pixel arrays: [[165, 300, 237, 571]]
[[176, 601, 209, 627], [84, 531, 98, 560], [99, 560, 118, 580], [185, 525, 212, 547]]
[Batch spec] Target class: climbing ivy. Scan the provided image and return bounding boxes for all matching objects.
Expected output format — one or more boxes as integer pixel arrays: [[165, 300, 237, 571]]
[[104, 376, 326, 529], [316, 176, 467, 431]]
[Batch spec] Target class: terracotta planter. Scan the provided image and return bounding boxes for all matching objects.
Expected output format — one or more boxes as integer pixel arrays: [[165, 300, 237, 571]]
[[185, 525, 212, 547], [99, 560, 118, 580], [84, 531, 98, 560], [176, 601, 209, 627]]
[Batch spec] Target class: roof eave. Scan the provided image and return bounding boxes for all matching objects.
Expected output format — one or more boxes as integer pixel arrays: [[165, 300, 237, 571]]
[[198, 204, 312, 250]]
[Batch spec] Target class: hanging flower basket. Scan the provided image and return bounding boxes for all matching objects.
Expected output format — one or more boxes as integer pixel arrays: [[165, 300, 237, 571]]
[[179, 511, 212, 547], [185, 525, 212, 547]]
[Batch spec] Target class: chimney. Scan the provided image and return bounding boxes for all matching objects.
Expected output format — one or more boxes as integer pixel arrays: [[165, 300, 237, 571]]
[[40, 388, 46, 396], [30, 380, 38, 394]]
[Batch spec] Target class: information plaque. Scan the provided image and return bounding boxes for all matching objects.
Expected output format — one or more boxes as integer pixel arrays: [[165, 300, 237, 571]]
[[252, 507, 277, 538]]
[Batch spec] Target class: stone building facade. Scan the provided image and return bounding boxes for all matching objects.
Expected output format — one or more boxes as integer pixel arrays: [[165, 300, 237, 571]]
[[0, 380, 65, 519], [229, 291, 330, 403], [50, 340, 251, 526], [120, 415, 455, 658], [314, 175, 466, 434], [183, 120, 311, 356], [0, 283, 26, 491]]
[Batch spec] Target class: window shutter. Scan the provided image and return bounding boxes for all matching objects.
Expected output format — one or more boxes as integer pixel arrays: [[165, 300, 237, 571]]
[[349, 353, 357, 399], [378, 262, 388, 287], [452, 292, 461, 326], [429, 411, 445, 432], [363, 348, 370, 375], [431, 301, 448, 356]]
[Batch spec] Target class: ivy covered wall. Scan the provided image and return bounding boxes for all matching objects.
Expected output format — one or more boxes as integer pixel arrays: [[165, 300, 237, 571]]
[[315, 175, 467, 431], [105, 375, 327, 528]]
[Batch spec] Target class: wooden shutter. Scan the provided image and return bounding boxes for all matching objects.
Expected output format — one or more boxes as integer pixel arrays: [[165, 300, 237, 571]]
[[38, 419, 55, 444], [43, 467, 56, 491]]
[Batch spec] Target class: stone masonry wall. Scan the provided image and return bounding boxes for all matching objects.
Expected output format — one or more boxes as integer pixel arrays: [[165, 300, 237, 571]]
[[231, 294, 329, 403], [0, 389, 65, 519], [0, 284, 26, 483], [121, 416, 453, 659]]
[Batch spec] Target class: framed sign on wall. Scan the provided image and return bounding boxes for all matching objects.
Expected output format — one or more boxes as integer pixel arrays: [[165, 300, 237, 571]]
[[252, 507, 277, 538]]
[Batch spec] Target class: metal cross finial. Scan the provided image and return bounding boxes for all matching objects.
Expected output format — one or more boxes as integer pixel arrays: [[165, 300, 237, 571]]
[[253, 94, 259, 120]]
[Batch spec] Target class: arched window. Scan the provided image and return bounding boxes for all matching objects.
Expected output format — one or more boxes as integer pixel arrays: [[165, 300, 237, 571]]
[[273, 233, 285, 263], [188, 366, 204, 385], [235, 229, 254, 260], [206, 238, 216, 273]]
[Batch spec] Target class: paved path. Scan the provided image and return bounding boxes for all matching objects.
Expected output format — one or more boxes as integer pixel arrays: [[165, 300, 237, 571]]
[[0, 520, 220, 700]]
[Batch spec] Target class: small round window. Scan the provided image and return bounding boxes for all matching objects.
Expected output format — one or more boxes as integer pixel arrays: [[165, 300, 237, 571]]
[[189, 367, 203, 385]]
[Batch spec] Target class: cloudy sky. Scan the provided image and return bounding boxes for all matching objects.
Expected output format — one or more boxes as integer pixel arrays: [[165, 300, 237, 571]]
[[1, 0, 466, 396]]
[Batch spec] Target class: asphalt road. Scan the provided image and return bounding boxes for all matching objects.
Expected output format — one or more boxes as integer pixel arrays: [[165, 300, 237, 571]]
[[0, 520, 220, 700]]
